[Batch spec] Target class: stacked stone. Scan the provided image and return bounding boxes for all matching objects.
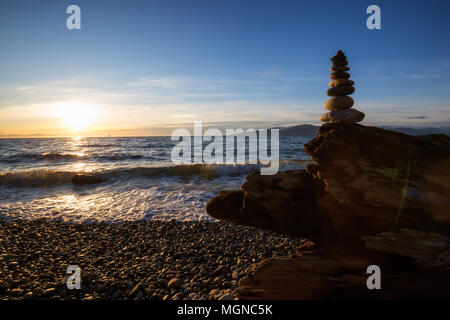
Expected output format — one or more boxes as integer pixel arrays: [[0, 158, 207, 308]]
[[320, 50, 365, 124]]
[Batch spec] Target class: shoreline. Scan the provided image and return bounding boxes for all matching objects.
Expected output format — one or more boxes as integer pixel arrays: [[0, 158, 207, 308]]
[[0, 218, 303, 300]]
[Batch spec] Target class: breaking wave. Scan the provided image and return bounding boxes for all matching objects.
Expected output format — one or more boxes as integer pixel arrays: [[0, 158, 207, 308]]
[[0, 152, 147, 163], [0, 160, 310, 188]]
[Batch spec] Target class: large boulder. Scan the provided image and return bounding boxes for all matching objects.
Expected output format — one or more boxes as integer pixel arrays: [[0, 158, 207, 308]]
[[206, 123, 450, 299], [207, 170, 322, 239], [305, 123, 450, 239]]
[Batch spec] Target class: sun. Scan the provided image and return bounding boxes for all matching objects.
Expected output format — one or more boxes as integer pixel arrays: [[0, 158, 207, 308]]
[[55, 101, 96, 132]]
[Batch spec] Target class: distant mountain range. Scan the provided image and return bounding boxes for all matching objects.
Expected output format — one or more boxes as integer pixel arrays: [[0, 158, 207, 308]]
[[275, 124, 319, 136], [274, 124, 450, 136], [380, 126, 450, 136]]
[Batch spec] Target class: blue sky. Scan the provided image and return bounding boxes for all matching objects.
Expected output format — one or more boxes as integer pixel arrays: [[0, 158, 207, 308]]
[[1, 0, 449, 136]]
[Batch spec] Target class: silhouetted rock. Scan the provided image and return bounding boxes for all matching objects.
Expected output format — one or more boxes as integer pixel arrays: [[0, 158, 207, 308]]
[[207, 123, 450, 299], [330, 54, 347, 61], [330, 71, 350, 79], [326, 86, 355, 96], [329, 78, 354, 87], [207, 171, 319, 238], [332, 60, 348, 67], [320, 108, 365, 123], [322, 50, 364, 124], [72, 174, 102, 185], [324, 96, 354, 110], [330, 66, 350, 72]]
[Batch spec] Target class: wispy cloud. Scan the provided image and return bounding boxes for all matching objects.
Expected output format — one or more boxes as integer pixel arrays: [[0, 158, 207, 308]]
[[404, 115, 427, 119], [247, 70, 321, 82], [399, 73, 441, 79], [124, 73, 318, 102], [7, 78, 130, 105], [250, 70, 286, 77], [183, 93, 241, 98], [128, 76, 189, 89]]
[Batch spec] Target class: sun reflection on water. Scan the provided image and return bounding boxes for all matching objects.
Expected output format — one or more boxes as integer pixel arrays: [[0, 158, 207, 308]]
[[72, 162, 88, 172]]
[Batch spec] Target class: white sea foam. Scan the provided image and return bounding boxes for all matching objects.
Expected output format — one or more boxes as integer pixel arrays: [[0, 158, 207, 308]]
[[0, 136, 313, 222]]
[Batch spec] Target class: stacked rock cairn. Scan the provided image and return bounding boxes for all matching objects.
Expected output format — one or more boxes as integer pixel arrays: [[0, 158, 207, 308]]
[[320, 50, 365, 124]]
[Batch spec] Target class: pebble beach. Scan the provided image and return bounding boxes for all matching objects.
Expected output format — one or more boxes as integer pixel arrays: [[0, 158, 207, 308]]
[[0, 218, 304, 300]]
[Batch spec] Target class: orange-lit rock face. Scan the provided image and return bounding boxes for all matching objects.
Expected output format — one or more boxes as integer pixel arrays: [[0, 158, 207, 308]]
[[208, 123, 450, 244], [208, 123, 450, 299]]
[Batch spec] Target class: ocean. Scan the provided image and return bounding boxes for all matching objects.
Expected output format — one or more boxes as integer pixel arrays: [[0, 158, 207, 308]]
[[0, 136, 313, 223]]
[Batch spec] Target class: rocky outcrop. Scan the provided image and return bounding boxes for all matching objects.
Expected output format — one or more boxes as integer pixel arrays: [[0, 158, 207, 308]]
[[306, 123, 450, 240], [206, 123, 450, 299], [206, 171, 321, 240]]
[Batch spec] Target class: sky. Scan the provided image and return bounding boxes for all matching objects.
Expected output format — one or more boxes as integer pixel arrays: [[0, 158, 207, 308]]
[[1, 0, 450, 137]]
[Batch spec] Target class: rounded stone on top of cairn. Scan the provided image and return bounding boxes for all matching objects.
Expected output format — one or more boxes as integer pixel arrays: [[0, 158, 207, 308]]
[[320, 50, 365, 124]]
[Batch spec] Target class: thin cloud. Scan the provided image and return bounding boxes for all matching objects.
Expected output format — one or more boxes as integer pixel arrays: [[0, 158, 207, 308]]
[[404, 116, 428, 119], [253, 70, 286, 77], [247, 70, 320, 82], [399, 73, 441, 79], [128, 76, 188, 89]]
